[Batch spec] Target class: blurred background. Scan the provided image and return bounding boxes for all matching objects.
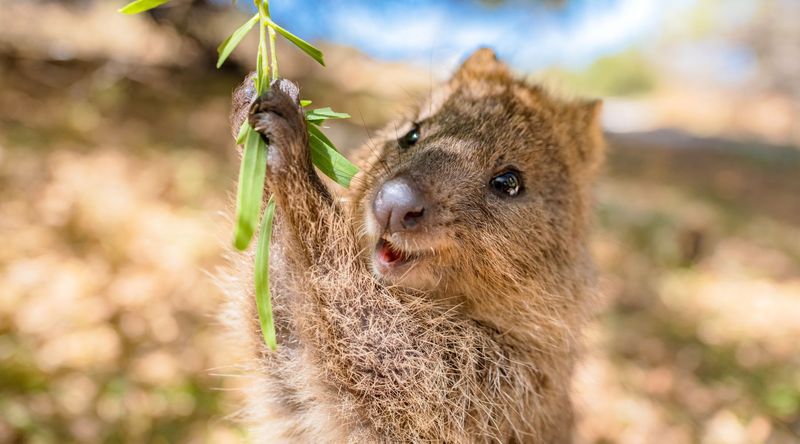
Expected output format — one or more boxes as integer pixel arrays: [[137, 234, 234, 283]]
[[1, 0, 799, 442]]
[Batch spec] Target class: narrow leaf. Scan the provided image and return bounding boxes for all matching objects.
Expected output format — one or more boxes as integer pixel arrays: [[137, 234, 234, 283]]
[[255, 42, 268, 94], [236, 121, 248, 145], [255, 195, 277, 350], [118, 0, 170, 14], [265, 18, 325, 66], [306, 107, 350, 122], [233, 127, 267, 250], [308, 123, 340, 149], [300, 100, 312, 107], [216, 13, 260, 68], [308, 125, 359, 187]]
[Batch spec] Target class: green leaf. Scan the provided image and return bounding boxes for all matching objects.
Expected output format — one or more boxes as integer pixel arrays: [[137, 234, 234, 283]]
[[307, 123, 339, 148], [236, 121, 249, 145], [308, 125, 359, 187], [305, 107, 351, 122], [233, 127, 267, 250], [118, 0, 170, 14], [300, 100, 312, 107], [265, 17, 325, 66], [216, 13, 260, 68], [255, 195, 277, 351], [255, 42, 268, 94]]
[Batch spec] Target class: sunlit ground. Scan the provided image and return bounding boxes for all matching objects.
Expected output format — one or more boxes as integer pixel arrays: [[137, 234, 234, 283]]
[[1, 1, 799, 443]]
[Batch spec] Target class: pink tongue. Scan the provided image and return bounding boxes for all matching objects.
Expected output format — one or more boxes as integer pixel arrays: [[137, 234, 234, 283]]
[[380, 242, 402, 263]]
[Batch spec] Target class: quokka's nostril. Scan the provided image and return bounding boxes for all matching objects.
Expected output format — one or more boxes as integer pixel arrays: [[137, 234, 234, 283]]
[[402, 208, 425, 228], [373, 177, 427, 233]]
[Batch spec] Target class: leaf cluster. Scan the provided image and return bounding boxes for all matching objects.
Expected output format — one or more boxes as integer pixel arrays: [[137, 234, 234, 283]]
[[120, 0, 358, 350]]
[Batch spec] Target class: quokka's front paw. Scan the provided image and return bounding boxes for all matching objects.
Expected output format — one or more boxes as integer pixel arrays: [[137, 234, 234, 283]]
[[248, 79, 308, 174]]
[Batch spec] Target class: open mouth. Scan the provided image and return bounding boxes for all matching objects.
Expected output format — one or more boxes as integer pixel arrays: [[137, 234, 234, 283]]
[[374, 237, 422, 270]]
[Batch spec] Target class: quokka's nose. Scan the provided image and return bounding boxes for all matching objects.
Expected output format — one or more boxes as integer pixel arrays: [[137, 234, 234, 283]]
[[373, 177, 427, 233]]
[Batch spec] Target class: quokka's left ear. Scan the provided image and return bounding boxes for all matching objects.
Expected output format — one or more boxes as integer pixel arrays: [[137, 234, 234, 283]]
[[453, 47, 511, 81], [569, 99, 605, 174]]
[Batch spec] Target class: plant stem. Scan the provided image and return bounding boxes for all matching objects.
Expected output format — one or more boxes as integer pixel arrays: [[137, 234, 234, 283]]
[[255, 0, 270, 93], [264, 0, 279, 81]]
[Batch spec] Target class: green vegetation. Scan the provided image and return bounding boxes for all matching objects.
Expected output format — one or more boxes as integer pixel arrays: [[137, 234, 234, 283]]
[[120, 0, 357, 350], [541, 49, 658, 97]]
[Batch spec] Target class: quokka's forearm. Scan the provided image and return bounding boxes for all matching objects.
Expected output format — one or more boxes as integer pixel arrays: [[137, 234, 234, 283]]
[[246, 80, 338, 266], [266, 139, 340, 270]]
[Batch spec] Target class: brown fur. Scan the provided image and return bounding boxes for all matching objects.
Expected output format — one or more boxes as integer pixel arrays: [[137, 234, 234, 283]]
[[221, 48, 604, 443]]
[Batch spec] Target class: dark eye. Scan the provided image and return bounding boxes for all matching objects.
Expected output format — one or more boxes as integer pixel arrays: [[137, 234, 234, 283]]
[[490, 171, 522, 197], [398, 123, 420, 149]]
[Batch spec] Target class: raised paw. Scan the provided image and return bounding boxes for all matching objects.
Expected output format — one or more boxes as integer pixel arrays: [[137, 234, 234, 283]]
[[249, 79, 306, 147]]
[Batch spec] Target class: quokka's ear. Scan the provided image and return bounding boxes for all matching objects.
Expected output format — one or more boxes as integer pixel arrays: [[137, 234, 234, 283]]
[[453, 47, 511, 81], [570, 99, 605, 174]]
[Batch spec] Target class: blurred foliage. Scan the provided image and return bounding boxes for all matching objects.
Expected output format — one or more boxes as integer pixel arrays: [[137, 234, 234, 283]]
[[552, 50, 658, 97], [0, 54, 247, 443], [580, 136, 800, 442]]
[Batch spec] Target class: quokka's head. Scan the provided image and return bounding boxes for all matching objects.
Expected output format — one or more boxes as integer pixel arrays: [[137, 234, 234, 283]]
[[351, 48, 604, 296]]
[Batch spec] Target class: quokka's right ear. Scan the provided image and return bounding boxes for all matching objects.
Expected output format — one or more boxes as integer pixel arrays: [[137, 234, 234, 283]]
[[230, 72, 257, 142], [452, 47, 511, 82], [569, 99, 605, 175]]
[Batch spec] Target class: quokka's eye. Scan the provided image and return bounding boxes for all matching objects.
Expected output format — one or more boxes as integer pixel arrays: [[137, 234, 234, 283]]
[[490, 171, 522, 197], [398, 123, 421, 149]]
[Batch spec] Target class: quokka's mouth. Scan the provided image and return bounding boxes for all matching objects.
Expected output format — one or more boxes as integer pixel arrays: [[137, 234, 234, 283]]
[[373, 237, 426, 273]]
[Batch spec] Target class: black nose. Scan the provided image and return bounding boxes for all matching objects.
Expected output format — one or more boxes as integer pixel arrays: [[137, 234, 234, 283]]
[[373, 177, 427, 233]]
